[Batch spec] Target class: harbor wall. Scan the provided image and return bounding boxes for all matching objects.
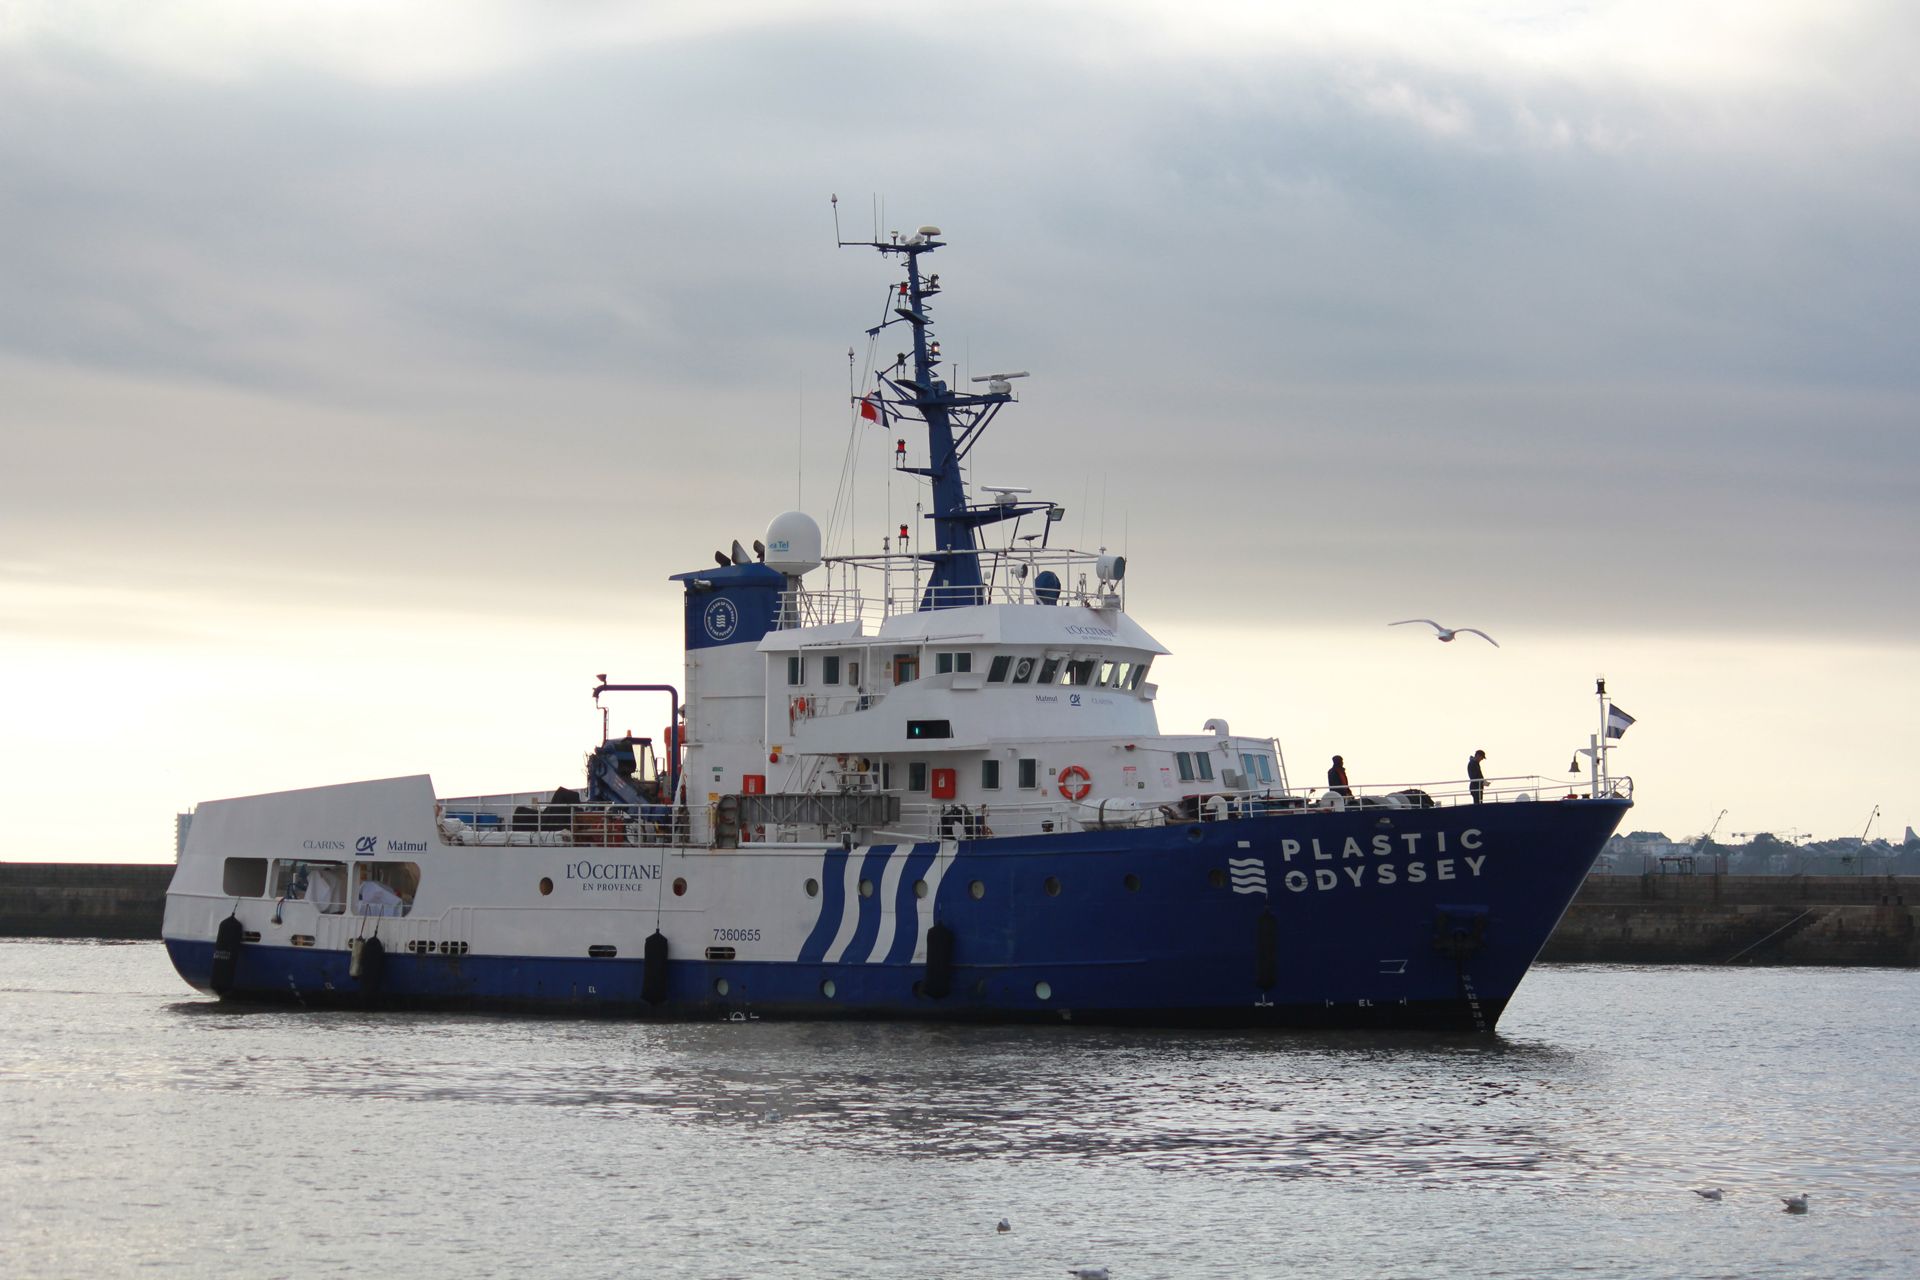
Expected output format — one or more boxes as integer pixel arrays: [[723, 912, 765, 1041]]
[[1, 863, 1916, 964], [0, 863, 173, 940], [1540, 874, 1918, 966]]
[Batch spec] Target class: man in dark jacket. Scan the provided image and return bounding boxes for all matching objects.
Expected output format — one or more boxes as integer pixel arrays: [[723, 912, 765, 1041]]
[[1327, 755, 1352, 799], [1468, 749, 1487, 803]]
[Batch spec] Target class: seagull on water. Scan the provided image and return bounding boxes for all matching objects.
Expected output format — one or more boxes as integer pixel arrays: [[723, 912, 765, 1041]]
[[1391, 619, 1499, 647], [1067, 1269, 1110, 1280], [997, 1219, 1011, 1233], [1693, 1188, 1724, 1201], [1782, 1194, 1809, 1214]]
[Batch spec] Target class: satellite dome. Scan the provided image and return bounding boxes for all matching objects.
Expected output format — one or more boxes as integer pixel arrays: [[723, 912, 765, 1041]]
[[763, 511, 823, 575]]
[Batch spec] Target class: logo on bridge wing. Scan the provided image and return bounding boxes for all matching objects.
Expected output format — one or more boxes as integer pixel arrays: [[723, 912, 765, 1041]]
[[1228, 857, 1268, 895]]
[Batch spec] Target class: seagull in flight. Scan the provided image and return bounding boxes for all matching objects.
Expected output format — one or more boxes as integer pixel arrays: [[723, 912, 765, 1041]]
[[1391, 619, 1498, 647]]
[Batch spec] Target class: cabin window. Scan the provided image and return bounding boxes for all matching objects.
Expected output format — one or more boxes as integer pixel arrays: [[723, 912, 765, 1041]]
[[1017, 758, 1039, 789], [893, 653, 918, 684], [786, 655, 806, 686], [273, 860, 346, 914], [981, 759, 1001, 790], [1241, 754, 1259, 786], [954, 652, 972, 673], [847, 661, 861, 688], [1195, 753, 1215, 781], [908, 762, 929, 792], [987, 655, 1011, 683], [1012, 656, 1035, 684], [822, 655, 841, 685], [1175, 752, 1195, 783], [881, 762, 894, 789], [1255, 755, 1275, 783], [1036, 657, 1061, 685], [354, 862, 419, 917], [936, 652, 953, 675], [223, 857, 268, 897]]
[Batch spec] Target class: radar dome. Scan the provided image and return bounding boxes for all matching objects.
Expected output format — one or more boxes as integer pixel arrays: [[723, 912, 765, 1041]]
[[763, 511, 823, 575]]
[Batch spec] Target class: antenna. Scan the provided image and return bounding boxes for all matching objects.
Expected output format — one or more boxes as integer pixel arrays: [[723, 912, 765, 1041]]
[[830, 193, 841, 244]]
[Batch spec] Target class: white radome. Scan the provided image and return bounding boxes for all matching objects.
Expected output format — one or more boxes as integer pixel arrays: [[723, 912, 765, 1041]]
[[763, 511, 823, 576]]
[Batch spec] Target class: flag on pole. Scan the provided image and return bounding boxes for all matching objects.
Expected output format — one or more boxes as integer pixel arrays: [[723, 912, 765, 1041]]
[[859, 396, 881, 423], [1606, 705, 1635, 739]]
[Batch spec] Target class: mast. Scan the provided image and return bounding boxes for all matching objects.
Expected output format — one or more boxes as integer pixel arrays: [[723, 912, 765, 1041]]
[[839, 221, 1044, 611]]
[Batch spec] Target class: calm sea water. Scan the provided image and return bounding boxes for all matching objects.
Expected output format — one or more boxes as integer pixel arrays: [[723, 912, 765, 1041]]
[[1, 942, 1915, 1278]]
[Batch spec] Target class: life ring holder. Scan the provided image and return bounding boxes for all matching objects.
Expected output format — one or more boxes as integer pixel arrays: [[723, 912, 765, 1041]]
[[1058, 765, 1092, 802]]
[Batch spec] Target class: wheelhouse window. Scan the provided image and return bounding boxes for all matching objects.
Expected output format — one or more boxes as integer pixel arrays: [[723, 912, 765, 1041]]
[[786, 655, 806, 686], [1254, 755, 1275, 784], [981, 759, 1001, 789], [822, 655, 841, 685], [1195, 752, 1215, 781], [1129, 661, 1151, 690], [987, 655, 1012, 683], [1036, 657, 1061, 685], [1112, 661, 1131, 688], [1012, 656, 1036, 684], [1017, 758, 1039, 789], [1098, 661, 1116, 686], [1175, 752, 1195, 783]]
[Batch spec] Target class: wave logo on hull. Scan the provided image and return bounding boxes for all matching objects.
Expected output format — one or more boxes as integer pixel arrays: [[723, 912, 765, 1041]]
[[1228, 857, 1268, 895]]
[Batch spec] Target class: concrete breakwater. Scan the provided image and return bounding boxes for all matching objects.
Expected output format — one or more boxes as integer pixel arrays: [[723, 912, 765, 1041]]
[[1541, 873, 1918, 966], [2, 863, 1916, 965], [0, 863, 173, 940]]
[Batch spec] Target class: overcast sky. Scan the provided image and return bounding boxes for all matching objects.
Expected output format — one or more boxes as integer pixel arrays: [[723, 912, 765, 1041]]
[[4, 1, 1916, 859]]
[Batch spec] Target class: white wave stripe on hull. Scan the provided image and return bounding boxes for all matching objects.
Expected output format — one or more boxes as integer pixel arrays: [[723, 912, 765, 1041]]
[[1228, 856, 1269, 895], [872, 847, 911, 962], [912, 842, 956, 963], [824, 848, 868, 963]]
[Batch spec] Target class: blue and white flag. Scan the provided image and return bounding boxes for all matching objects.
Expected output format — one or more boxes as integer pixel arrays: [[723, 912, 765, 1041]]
[[1606, 705, 1635, 739]]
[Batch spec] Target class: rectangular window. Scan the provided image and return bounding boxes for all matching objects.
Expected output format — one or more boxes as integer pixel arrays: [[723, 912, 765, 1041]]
[[907, 719, 953, 740], [954, 652, 972, 673], [1018, 758, 1039, 789], [908, 762, 929, 792], [353, 862, 419, 917], [822, 655, 841, 685], [1036, 657, 1061, 685], [893, 653, 918, 684], [1065, 658, 1097, 686], [936, 652, 954, 675], [223, 857, 268, 897], [987, 655, 1011, 683], [1255, 756, 1275, 783], [786, 655, 805, 686], [1175, 752, 1195, 783], [1195, 753, 1214, 781], [1130, 662, 1150, 690], [274, 860, 346, 914], [1112, 661, 1131, 688], [881, 762, 894, 789], [847, 660, 860, 687], [981, 759, 1001, 789], [1241, 754, 1258, 785], [1098, 661, 1116, 686]]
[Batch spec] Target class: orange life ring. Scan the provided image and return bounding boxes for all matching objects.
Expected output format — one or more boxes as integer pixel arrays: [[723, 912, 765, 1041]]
[[1058, 765, 1091, 801]]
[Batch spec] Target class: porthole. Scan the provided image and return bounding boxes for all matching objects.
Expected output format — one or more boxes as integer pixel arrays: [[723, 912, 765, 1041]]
[[1035, 981, 1053, 1001], [1123, 873, 1141, 892], [1208, 868, 1227, 889], [588, 944, 618, 959], [969, 880, 986, 900], [913, 879, 928, 899], [804, 877, 820, 898], [820, 978, 837, 999], [1043, 876, 1062, 897], [539, 877, 553, 896], [1186, 825, 1204, 844], [714, 977, 730, 996], [858, 878, 875, 899], [673, 877, 688, 897]]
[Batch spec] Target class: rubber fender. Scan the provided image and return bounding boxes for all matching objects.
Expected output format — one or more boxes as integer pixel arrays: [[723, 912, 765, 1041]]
[[209, 914, 244, 995], [1255, 910, 1277, 990], [642, 929, 670, 1005], [350, 935, 386, 989], [922, 922, 955, 999]]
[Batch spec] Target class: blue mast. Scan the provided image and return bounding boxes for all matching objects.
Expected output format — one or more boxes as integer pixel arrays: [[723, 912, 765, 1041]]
[[843, 224, 1047, 611]]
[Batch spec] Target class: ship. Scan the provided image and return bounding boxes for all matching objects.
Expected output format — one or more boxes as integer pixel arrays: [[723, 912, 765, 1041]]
[[162, 221, 1632, 1030]]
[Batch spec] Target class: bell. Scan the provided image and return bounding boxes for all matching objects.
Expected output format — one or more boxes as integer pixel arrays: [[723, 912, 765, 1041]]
[[1569, 757, 1581, 774]]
